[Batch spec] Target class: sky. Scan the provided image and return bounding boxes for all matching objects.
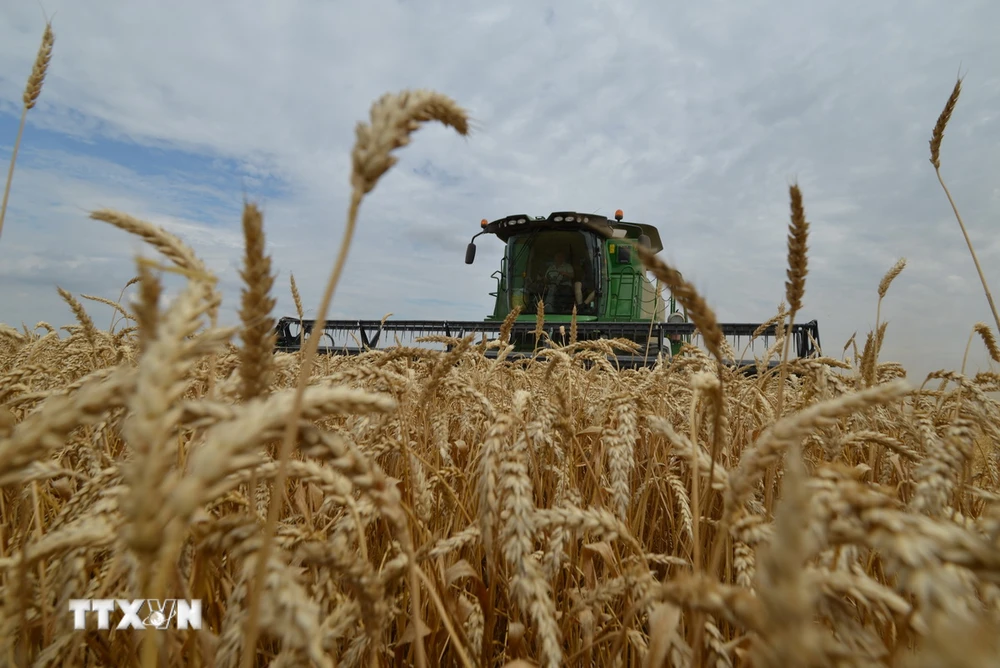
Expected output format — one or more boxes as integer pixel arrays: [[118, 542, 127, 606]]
[[1, 0, 999, 383]]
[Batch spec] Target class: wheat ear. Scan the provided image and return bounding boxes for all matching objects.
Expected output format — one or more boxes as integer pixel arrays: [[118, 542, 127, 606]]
[[289, 273, 304, 348], [133, 262, 162, 355], [974, 323, 1000, 365], [237, 201, 277, 402], [638, 247, 723, 362], [242, 90, 469, 668], [0, 21, 54, 242], [90, 210, 207, 275]]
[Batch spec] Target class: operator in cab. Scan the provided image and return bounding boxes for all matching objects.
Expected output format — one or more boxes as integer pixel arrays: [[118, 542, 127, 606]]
[[544, 250, 586, 312]]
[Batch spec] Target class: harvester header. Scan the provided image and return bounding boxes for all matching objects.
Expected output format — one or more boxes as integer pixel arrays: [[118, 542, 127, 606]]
[[275, 208, 821, 370]]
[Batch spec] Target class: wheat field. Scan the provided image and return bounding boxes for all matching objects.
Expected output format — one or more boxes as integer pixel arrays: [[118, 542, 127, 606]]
[[2, 22, 1000, 668]]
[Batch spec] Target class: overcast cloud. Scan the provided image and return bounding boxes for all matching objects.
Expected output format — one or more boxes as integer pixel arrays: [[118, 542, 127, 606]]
[[1, 0, 998, 381]]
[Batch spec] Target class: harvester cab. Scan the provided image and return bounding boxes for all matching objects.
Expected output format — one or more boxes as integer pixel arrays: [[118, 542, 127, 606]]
[[274, 209, 822, 370], [464, 209, 682, 352], [467, 211, 660, 315]]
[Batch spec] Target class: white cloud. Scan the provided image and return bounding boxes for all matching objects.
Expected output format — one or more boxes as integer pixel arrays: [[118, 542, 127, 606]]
[[1, 0, 999, 382]]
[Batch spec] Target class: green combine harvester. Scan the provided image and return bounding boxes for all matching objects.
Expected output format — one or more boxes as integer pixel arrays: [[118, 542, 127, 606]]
[[274, 210, 821, 369]]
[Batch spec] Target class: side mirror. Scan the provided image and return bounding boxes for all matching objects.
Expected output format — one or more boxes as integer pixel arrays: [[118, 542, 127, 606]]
[[465, 242, 477, 264], [638, 234, 651, 249]]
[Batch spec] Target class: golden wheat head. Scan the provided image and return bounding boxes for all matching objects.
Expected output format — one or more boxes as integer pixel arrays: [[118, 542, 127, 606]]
[[638, 246, 723, 362], [351, 90, 470, 197], [930, 77, 962, 169], [23, 23, 54, 110], [785, 184, 809, 315]]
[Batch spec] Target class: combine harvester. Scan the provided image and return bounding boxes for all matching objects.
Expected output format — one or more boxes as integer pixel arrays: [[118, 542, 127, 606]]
[[273, 210, 821, 370]]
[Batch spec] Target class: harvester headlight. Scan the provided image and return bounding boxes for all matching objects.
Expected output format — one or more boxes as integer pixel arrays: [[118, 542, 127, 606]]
[[554, 216, 563, 222]]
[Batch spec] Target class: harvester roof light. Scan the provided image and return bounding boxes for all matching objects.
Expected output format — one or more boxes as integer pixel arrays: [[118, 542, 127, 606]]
[[565, 215, 575, 222], [554, 216, 563, 222], [517, 218, 526, 223], [480, 218, 488, 227], [615, 209, 624, 221]]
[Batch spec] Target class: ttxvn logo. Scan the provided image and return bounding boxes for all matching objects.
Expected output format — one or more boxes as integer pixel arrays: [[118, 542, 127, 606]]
[[69, 599, 202, 630]]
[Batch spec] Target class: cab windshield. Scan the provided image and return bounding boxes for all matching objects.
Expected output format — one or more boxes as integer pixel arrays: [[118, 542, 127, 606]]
[[505, 229, 601, 315]]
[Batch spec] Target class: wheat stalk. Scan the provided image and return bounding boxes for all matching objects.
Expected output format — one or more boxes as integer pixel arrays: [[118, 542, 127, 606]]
[[243, 90, 470, 668], [764, 184, 810, 516], [929, 76, 1000, 338], [0, 21, 54, 243]]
